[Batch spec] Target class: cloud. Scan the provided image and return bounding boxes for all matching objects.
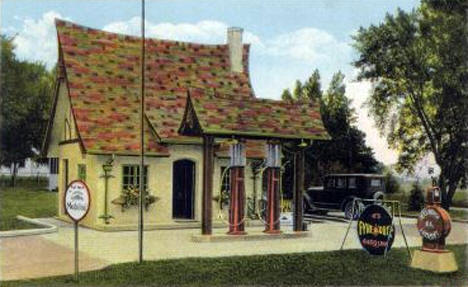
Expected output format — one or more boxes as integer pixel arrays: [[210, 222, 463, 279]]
[[103, 17, 263, 47], [12, 11, 69, 69], [345, 77, 399, 165], [264, 27, 352, 65]]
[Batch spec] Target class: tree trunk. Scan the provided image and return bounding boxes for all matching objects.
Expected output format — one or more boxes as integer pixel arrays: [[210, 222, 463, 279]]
[[446, 182, 458, 211], [10, 162, 18, 187]]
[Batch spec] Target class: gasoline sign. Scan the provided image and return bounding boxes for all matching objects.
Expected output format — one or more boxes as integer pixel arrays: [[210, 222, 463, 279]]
[[65, 180, 91, 222], [357, 204, 395, 255]]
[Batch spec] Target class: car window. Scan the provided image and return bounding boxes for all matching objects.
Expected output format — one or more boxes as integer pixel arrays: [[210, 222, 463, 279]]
[[370, 178, 382, 187], [336, 177, 346, 189], [348, 177, 356, 188]]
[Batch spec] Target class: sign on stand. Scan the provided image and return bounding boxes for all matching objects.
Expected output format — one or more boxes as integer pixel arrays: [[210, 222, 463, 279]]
[[64, 180, 91, 281], [357, 204, 395, 255], [340, 198, 411, 260]]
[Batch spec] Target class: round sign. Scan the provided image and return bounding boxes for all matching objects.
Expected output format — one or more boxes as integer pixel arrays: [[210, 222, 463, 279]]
[[64, 180, 91, 222], [357, 204, 395, 255], [417, 206, 451, 241]]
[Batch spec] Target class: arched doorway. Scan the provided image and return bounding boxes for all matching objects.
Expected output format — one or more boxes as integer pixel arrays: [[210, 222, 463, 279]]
[[172, 159, 195, 219]]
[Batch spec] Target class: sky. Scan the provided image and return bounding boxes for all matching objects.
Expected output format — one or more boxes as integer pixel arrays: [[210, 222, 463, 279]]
[[2, 0, 421, 166]]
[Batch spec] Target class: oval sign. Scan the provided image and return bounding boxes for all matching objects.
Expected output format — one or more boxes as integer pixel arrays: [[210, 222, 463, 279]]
[[64, 180, 91, 222], [357, 204, 395, 255], [417, 206, 449, 241]]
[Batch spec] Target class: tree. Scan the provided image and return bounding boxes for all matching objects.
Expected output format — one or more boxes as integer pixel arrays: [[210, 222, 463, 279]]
[[352, 0, 468, 209], [0, 35, 54, 186], [281, 70, 379, 192]]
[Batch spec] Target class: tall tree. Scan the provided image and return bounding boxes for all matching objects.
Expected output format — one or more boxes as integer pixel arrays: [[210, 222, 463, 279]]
[[0, 35, 54, 186], [352, 0, 467, 209], [281, 70, 379, 193]]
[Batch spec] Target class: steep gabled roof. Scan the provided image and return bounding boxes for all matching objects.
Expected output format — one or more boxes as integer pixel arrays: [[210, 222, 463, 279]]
[[54, 19, 254, 154], [180, 89, 329, 140]]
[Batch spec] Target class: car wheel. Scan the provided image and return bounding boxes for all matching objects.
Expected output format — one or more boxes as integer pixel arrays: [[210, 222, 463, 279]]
[[373, 191, 385, 202], [344, 200, 363, 220]]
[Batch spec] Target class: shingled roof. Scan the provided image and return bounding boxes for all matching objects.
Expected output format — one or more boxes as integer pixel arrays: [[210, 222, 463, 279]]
[[180, 89, 329, 140], [52, 19, 254, 155], [47, 19, 328, 157]]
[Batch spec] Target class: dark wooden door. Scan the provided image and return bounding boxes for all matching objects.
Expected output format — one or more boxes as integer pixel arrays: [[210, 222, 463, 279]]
[[173, 160, 195, 219]]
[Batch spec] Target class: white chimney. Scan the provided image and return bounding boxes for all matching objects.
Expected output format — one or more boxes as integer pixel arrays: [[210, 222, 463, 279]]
[[227, 27, 244, 73]]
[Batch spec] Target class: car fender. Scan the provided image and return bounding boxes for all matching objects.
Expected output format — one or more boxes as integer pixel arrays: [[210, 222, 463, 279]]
[[372, 191, 385, 200], [303, 192, 313, 208]]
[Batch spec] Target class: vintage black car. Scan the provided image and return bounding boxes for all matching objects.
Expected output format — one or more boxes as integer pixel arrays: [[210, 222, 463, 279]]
[[304, 174, 386, 219]]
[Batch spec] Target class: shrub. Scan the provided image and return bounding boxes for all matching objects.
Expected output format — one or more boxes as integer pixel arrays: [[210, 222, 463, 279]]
[[407, 183, 425, 211], [384, 171, 401, 194]]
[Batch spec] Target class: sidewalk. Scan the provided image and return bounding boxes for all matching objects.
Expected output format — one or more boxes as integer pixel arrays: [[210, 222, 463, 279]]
[[1, 217, 467, 281]]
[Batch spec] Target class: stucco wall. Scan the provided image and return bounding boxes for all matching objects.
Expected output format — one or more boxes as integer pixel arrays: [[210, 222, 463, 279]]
[[56, 142, 263, 230]]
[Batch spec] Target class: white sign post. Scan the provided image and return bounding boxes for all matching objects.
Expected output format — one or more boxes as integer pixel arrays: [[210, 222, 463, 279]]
[[64, 180, 91, 282]]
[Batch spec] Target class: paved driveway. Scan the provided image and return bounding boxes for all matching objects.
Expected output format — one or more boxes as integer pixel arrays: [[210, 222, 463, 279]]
[[1, 217, 467, 281]]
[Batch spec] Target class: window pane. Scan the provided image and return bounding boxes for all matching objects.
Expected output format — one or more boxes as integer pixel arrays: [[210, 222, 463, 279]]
[[371, 179, 382, 187], [122, 165, 148, 191], [337, 177, 345, 188], [348, 177, 356, 188]]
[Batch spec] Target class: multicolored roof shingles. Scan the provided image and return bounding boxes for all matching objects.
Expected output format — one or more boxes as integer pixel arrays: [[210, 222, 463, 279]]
[[180, 89, 329, 140], [50, 19, 328, 156], [53, 19, 253, 155]]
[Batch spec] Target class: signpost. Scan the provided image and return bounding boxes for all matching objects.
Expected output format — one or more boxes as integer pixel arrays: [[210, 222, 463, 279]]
[[64, 180, 91, 281]]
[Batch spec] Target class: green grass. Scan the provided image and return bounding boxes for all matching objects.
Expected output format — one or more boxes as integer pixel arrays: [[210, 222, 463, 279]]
[[0, 186, 57, 231], [399, 209, 468, 221], [0, 175, 48, 188], [452, 189, 468, 208], [4, 245, 467, 286], [386, 187, 468, 210]]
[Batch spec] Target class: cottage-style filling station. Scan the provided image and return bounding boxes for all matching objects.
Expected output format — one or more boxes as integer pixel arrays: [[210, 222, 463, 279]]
[[43, 19, 329, 234]]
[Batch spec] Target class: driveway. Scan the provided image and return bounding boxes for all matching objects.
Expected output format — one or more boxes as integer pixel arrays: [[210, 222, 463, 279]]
[[1, 217, 467, 281]]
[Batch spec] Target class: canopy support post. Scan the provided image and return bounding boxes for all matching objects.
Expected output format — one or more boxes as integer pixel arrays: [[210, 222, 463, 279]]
[[202, 135, 214, 235], [293, 149, 305, 232]]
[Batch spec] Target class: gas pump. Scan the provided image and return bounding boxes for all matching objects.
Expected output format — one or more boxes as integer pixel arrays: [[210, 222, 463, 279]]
[[410, 186, 458, 273]]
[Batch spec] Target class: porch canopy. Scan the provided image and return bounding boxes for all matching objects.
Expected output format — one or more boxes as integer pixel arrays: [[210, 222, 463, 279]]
[[179, 88, 329, 141], [179, 88, 330, 235]]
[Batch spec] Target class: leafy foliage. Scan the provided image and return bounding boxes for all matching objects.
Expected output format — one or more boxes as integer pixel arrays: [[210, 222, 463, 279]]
[[384, 170, 401, 194], [0, 35, 54, 185], [281, 69, 380, 191], [407, 183, 425, 211], [352, 1, 467, 209]]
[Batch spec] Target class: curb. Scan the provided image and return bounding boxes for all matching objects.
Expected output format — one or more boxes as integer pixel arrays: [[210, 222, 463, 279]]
[[0, 216, 58, 238]]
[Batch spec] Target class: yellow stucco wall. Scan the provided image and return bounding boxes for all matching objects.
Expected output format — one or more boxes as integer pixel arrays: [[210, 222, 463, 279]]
[[55, 142, 262, 230]]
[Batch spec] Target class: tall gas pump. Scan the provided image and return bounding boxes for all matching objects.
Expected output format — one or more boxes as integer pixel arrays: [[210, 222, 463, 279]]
[[264, 142, 282, 234], [410, 186, 458, 273], [227, 140, 247, 235]]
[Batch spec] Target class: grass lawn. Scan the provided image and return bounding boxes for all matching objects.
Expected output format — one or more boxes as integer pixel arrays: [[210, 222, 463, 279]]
[[4, 245, 466, 286], [0, 185, 57, 231], [399, 208, 468, 221], [386, 188, 468, 221]]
